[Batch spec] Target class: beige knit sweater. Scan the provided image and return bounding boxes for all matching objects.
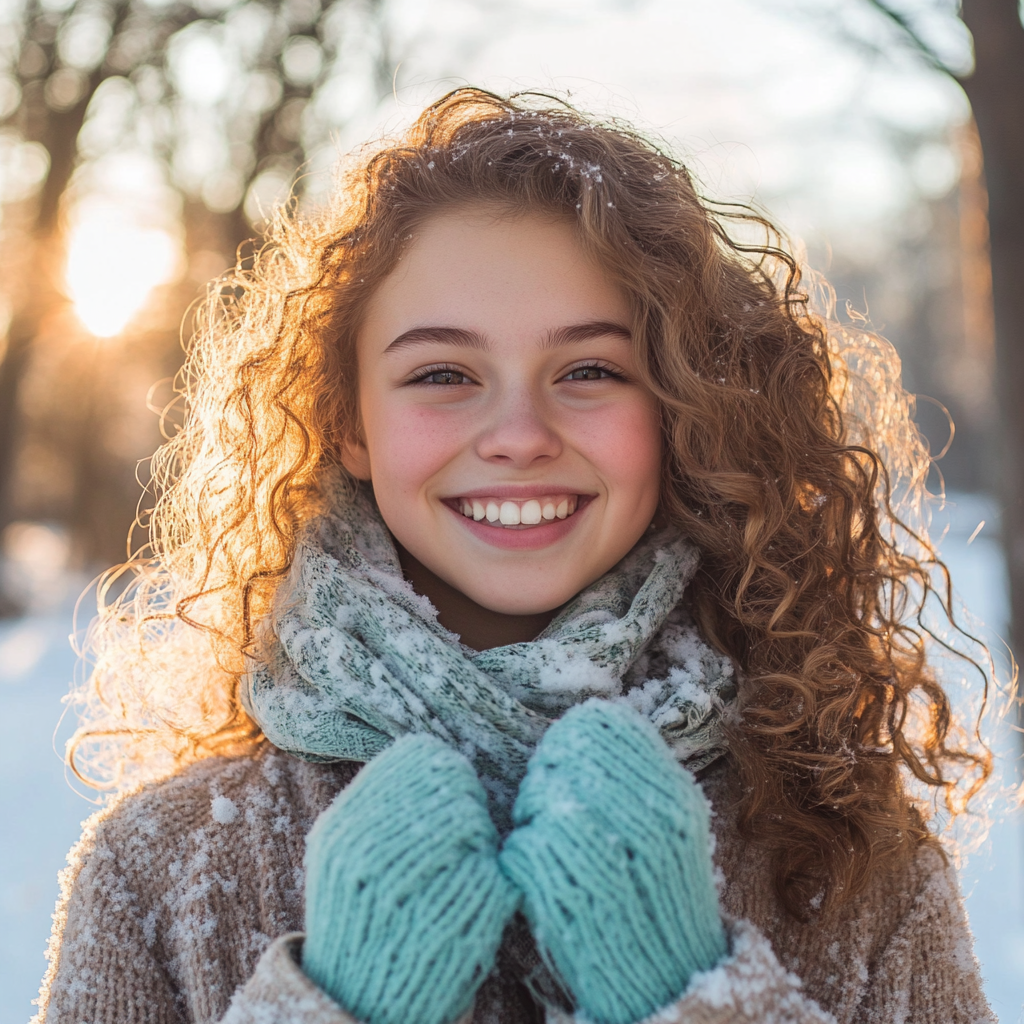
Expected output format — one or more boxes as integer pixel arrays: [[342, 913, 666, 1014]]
[[34, 745, 994, 1024]]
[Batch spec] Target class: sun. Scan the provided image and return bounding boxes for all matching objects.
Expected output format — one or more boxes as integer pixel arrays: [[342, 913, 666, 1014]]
[[65, 210, 181, 338]]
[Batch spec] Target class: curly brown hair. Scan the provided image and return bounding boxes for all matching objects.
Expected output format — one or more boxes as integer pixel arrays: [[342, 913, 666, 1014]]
[[74, 87, 992, 917]]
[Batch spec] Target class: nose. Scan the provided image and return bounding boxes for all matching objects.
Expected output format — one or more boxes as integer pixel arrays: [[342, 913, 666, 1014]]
[[475, 383, 563, 468]]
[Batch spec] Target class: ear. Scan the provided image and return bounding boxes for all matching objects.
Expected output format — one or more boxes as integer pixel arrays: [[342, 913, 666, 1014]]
[[340, 436, 372, 481]]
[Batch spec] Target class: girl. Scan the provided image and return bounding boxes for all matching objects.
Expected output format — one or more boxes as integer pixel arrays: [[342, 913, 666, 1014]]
[[37, 89, 995, 1024]]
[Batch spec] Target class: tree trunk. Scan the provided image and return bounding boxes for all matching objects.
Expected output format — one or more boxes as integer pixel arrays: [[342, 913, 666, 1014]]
[[0, 70, 104, 536], [958, 0, 1024, 699]]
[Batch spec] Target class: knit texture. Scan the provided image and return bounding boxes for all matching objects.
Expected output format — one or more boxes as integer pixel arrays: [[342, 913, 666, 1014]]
[[500, 700, 728, 1024], [35, 748, 994, 1024], [303, 735, 519, 1024], [243, 477, 737, 827]]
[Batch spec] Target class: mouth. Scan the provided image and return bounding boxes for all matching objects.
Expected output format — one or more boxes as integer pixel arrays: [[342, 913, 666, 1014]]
[[446, 494, 588, 529]]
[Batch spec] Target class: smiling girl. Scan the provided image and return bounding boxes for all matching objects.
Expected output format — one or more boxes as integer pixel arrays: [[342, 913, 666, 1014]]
[[348, 208, 662, 648], [37, 90, 993, 1024]]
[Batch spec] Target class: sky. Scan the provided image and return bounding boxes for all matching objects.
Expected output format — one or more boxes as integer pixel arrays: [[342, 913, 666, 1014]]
[[354, 0, 970, 262], [14, 0, 974, 337]]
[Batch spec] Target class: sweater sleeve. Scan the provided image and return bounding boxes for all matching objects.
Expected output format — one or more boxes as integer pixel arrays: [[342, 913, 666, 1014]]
[[35, 810, 374, 1024], [223, 934, 480, 1024], [33, 813, 185, 1024], [35, 820, 366, 1024], [848, 847, 994, 1024], [221, 935, 360, 1024], [545, 917, 838, 1024]]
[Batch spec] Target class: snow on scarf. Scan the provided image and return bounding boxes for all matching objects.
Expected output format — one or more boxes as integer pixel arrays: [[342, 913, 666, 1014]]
[[243, 481, 737, 824]]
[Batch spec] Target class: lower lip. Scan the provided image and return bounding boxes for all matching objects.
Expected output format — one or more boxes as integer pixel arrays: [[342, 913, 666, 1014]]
[[445, 499, 592, 550]]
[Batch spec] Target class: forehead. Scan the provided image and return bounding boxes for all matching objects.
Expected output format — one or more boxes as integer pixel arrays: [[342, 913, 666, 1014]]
[[358, 206, 630, 345]]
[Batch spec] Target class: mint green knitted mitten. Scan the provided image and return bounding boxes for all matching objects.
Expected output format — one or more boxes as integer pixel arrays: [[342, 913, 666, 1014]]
[[302, 734, 520, 1024], [499, 699, 728, 1024]]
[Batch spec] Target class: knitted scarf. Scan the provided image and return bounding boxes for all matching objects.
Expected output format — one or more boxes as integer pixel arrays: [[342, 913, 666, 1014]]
[[243, 482, 737, 824]]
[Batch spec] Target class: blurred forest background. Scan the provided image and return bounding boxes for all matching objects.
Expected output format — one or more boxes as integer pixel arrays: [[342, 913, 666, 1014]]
[[0, 0, 1021, 636]]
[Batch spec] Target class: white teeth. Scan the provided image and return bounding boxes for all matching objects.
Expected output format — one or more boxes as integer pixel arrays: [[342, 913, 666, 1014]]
[[521, 499, 542, 525], [499, 501, 521, 525], [458, 495, 580, 525]]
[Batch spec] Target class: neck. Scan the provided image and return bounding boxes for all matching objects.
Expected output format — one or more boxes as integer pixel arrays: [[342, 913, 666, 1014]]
[[396, 544, 561, 650]]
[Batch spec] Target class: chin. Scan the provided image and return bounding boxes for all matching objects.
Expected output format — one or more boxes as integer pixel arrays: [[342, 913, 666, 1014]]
[[463, 581, 581, 618]]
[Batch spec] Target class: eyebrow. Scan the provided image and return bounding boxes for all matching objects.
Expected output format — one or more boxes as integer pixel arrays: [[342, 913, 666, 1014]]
[[383, 320, 632, 354], [384, 326, 483, 353], [544, 320, 632, 348]]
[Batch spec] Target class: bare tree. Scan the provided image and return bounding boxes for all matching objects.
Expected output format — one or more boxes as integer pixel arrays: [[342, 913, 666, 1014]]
[[957, 1, 1024, 693], [0, 0, 394, 573], [850, 0, 1024, 690]]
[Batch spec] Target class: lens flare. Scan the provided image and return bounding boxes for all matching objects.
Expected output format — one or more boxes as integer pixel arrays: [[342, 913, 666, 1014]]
[[65, 215, 180, 337]]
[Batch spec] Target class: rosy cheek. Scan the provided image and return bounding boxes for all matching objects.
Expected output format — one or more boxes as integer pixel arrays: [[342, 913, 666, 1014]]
[[370, 404, 468, 498], [569, 400, 662, 497]]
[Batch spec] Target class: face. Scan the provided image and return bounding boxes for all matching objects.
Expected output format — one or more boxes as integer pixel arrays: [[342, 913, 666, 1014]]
[[343, 206, 663, 617]]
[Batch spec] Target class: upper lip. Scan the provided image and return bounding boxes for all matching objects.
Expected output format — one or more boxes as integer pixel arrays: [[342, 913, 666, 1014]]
[[445, 485, 595, 500]]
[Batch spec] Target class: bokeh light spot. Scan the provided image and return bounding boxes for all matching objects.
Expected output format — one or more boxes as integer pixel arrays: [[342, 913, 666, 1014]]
[[281, 35, 323, 86], [0, 75, 21, 119], [169, 25, 232, 104], [66, 213, 181, 337], [0, 134, 50, 203], [57, 12, 113, 71], [243, 165, 294, 228]]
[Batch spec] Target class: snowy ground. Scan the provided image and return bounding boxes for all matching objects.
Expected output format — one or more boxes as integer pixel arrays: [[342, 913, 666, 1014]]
[[932, 495, 1024, 1024], [1, 501, 1022, 1023]]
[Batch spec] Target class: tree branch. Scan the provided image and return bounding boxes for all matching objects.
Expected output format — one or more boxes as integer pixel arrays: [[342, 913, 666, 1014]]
[[859, 0, 961, 76]]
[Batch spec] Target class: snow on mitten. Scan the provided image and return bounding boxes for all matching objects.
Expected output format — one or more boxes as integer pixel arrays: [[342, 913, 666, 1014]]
[[499, 699, 727, 1024], [303, 734, 520, 1024]]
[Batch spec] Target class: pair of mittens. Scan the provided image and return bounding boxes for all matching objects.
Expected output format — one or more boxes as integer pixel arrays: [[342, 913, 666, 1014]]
[[302, 700, 726, 1024], [302, 734, 519, 1024], [500, 699, 729, 1024]]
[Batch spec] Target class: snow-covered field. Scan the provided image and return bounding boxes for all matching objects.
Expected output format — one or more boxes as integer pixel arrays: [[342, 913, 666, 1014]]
[[933, 496, 1024, 1024], [1, 500, 1022, 1023]]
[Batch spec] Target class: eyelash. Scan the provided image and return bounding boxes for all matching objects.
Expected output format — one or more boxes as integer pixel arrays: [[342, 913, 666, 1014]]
[[406, 361, 628, 386], [561, 361, 628, 383], [406, 364, 476, 386]]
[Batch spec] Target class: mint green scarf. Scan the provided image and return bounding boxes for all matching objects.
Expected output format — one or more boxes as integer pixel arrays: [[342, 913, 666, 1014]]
[[243, 481, 736, 823]]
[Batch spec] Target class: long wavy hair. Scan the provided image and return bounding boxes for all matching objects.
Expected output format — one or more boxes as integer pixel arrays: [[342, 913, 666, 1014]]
[[73, 88, 993, 916]]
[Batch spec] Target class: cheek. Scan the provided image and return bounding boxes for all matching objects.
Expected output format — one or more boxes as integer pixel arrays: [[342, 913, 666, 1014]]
[[365, 403, 468, 498], [572, 399, 663, 503]]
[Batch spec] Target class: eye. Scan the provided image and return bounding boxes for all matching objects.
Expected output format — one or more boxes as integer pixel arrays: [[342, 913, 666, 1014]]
[[561, 364, 624, 382], [408, 365, 475, 386], [422, 370, 469, 385]]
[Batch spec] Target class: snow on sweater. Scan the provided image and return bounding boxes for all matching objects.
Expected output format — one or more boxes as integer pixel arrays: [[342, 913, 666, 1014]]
[[33, 745, 994, 1024]]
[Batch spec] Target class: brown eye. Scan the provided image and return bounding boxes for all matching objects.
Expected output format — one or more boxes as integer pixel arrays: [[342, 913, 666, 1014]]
[[564, 366, 613, 381]]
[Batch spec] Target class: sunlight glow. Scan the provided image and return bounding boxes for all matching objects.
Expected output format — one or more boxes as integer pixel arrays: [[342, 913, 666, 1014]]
[[66, 215, 180, 337]]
